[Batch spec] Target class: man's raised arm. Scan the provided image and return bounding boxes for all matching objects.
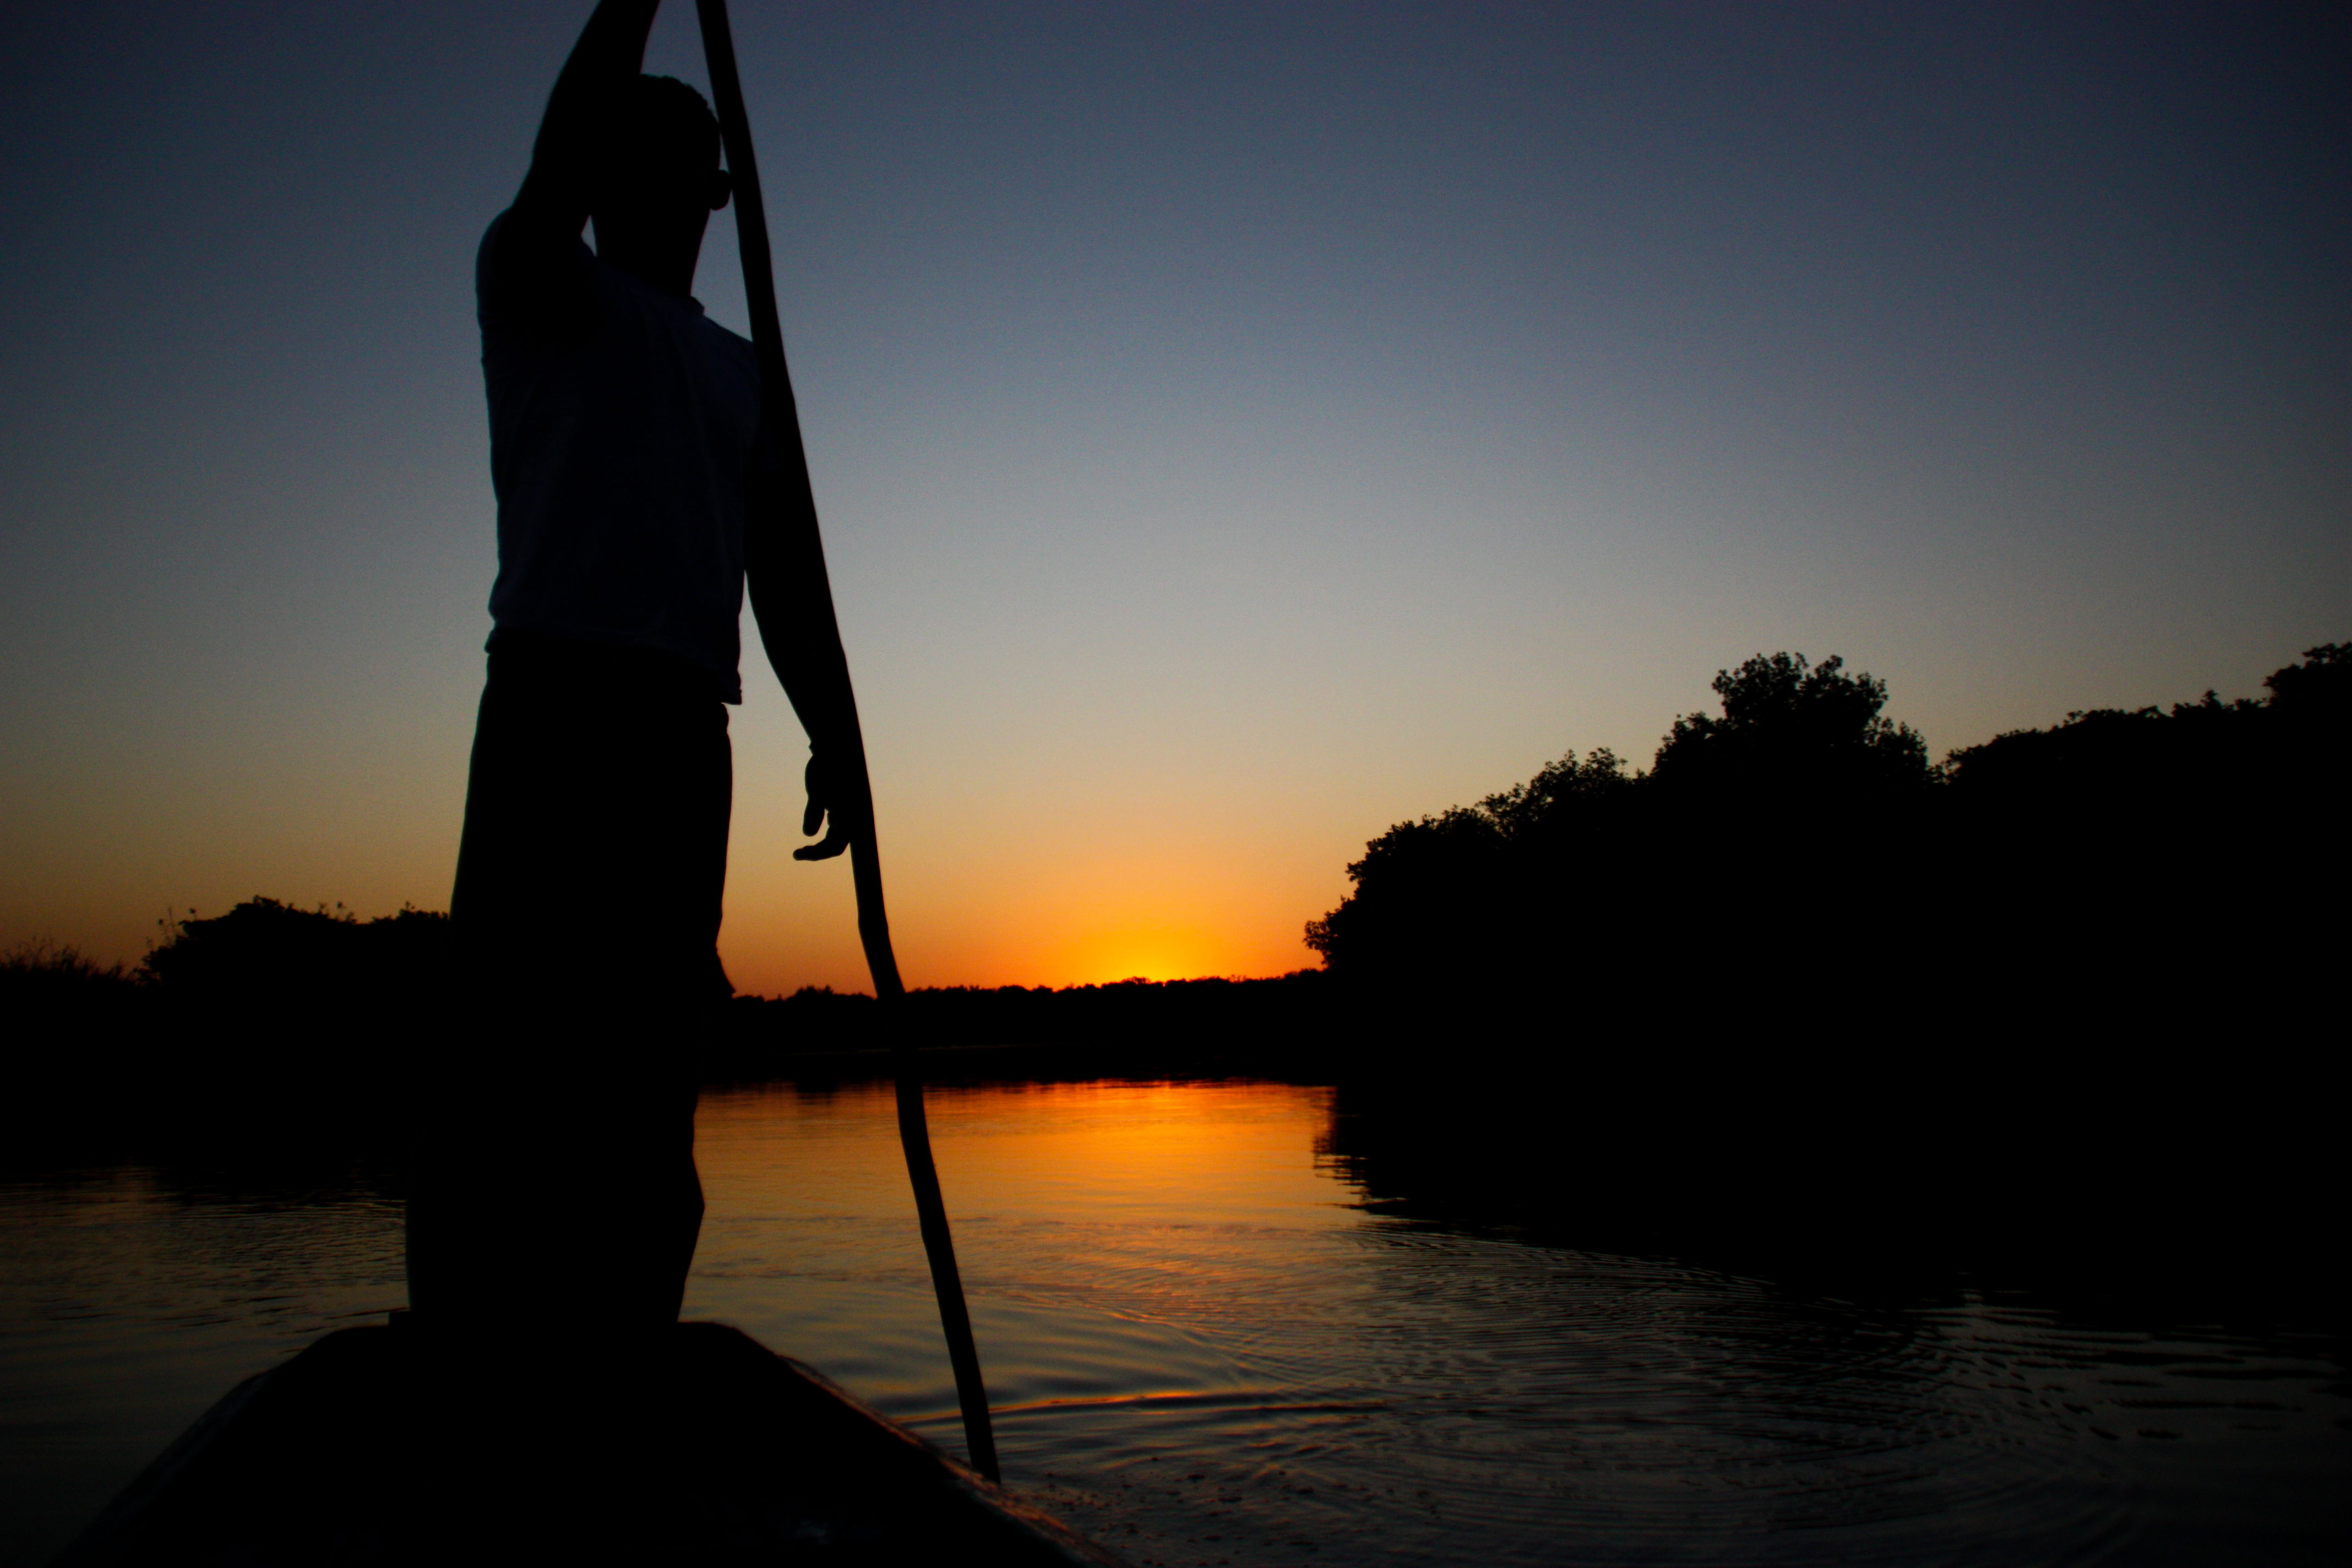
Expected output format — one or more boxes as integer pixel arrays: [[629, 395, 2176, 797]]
[[496, 0, 663, 265]]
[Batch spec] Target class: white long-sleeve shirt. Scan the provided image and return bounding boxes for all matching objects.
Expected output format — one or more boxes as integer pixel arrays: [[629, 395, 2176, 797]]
[[477, 213, 770, 702]]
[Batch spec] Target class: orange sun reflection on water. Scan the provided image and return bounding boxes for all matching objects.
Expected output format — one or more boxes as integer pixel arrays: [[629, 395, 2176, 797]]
[[681, 1078, 1355, 1425], [692, 1078, 1348, 1231]]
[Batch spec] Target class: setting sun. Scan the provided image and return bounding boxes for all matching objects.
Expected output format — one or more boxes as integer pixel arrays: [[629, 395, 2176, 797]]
[[1050, 927, 1217, 987]]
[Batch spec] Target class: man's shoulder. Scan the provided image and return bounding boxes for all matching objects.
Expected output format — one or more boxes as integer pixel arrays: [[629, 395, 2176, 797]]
[[478, 209, 596, 329], [652, 295, 759, 386], [687, 311, 757, 363]]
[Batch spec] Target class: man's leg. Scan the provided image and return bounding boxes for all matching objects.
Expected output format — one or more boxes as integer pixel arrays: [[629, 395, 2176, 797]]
[[409, 634, 730, 1337], [557, 667, 730, 1331]]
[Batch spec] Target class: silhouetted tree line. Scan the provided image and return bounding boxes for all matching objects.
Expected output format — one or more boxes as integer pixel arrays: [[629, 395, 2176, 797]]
[[1308, 642, 2348, 1029], [3, 897, 1330, 1086], [1312, 647, 2344, 1313], [4, 901, 454, 1027], [710, 973, 1332, 1074], [9, 640, 2339, 1087]]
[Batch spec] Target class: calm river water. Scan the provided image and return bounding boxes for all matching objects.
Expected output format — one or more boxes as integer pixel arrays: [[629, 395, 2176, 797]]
[[3, 1076, 2344, 1565]]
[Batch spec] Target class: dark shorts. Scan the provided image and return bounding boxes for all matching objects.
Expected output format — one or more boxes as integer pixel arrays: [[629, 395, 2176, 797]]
[[409, 630, 732, 1335]]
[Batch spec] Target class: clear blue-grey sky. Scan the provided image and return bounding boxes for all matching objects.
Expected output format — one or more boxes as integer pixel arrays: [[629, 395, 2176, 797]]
[[2, 1, 2344, 992]]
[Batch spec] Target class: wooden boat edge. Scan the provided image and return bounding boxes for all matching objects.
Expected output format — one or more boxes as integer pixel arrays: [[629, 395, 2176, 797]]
[[737, 1326, 1130, 1567], [51, 1365, 273, 1568], [51, 1320, 1133, 1568]]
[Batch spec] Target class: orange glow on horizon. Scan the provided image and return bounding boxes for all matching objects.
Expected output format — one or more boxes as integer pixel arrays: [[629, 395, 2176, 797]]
[[715, 825, 1337, 996], [1042, 921, 1221, 987]]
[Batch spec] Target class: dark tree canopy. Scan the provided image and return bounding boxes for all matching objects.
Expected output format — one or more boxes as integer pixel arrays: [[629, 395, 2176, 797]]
[[1308, 642, 2345, 1023], [1651, 653, 1931, 799], [1943, 641, 2349, 807], [1478, 748, 1636, 842], [2260, 640, 2350, 719], [1306, 653, 1931, 984], [1303, 748, 1631, 974]]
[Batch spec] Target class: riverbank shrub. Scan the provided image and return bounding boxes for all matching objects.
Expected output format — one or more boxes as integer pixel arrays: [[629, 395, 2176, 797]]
[[3, 938, 149, 1026], [143, 899, 454, 1016]]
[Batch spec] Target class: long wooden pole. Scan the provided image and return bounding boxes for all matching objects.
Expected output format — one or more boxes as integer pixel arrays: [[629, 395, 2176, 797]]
[[694, 0, 1000, 1484]]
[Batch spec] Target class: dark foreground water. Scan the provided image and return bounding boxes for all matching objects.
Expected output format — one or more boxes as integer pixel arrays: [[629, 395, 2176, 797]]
[[3, 1076, 2344, 1565]]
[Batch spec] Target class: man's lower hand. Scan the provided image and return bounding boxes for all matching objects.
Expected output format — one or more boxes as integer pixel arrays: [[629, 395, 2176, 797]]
[[795, 751, 858, 861]]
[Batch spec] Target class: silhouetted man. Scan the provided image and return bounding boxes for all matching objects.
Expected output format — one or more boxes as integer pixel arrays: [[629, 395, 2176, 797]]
[[409, 0, 856, 1342]]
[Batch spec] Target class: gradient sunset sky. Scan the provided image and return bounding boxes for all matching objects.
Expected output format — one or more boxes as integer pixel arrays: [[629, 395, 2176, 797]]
[[2, 1, 2344, 994]]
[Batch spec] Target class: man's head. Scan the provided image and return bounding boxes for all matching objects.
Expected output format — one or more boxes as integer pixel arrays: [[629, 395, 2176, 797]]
[[590, 75, 732, 291]]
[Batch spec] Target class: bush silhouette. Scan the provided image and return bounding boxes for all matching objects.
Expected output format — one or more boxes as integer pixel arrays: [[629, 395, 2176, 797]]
[[141, 900, 454, 1049], [3, 939, 147, 1037]]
